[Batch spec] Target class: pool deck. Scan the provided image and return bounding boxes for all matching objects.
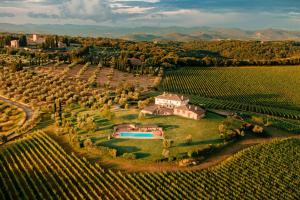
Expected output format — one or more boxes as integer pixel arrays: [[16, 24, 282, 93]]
[[114, 133, 164, 140], [113, 124, 164, 139]]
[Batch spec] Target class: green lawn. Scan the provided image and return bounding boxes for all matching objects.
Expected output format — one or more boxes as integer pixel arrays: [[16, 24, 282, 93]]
[[92, 109, 224, 161]]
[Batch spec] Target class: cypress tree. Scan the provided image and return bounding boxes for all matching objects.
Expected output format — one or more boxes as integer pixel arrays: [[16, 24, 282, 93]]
[[53, 98, 57, 114], [58, 98, 63, 126]]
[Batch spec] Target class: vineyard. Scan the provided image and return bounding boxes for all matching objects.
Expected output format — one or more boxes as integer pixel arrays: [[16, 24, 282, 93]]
[[0, 100, 25, 135], [159, 66, 300, 119], [0, 131, 299, 199], [189, 95, 300, 120]]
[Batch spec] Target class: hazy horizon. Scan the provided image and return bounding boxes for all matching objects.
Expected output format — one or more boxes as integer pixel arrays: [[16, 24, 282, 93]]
[[1, 0, 300, 30]]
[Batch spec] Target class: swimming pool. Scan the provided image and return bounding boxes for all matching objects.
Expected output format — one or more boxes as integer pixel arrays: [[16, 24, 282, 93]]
[[119, 132, 155, 139]]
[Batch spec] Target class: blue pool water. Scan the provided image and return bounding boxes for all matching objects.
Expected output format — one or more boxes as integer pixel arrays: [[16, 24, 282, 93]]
[[119, 132, 154, 138]]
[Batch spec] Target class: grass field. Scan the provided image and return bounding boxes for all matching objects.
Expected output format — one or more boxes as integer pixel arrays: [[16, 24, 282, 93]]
[[159, 66, 300, 118], [66, 108, 224, 161], [0, 131, 299, 199], [101, 110, 223, 160], [0, 100, 26, 135]]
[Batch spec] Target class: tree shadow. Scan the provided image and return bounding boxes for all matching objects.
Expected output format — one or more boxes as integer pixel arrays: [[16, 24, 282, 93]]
[[120, 114, 138, 121], [95, 125, 114, 131], [156, 123, 179, 131], [178, 138, 223, 147], [135, 152, 151, 159], [95, 118, 112, 127], [98, 139, 141, 154]]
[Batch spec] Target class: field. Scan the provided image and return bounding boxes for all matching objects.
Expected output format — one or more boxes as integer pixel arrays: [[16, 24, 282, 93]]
[[159, 66, 300, 119], [0, 100, 26, 135], [93, 109, 224, 161], [57, 107, 223, 162], [0, 131, 299, 199], [36, 64, 158, 91]]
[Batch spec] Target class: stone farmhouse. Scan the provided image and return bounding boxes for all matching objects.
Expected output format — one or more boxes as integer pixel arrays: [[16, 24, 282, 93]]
[[142, 93, 205, 120]]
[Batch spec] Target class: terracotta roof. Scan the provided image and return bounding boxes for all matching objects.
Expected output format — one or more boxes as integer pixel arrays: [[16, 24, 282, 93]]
[[142, 105, 157, 113], [142, 105, 174, 115], [156, 93, 189, 101], [175, 105, 205, 115], [115, 124, 159, 129]]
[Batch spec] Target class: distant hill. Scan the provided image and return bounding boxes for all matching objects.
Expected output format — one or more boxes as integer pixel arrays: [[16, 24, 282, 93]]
[[1, 23, 300, 41]]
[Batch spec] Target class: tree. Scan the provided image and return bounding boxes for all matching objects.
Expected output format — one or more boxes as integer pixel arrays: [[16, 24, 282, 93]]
[[58, 98, 63, 127], [162, 149, 170, 158], [138, 112, 145, 120], [163, 139, 173, 149], [19, 35, 27, 47], [83, 138, 94, 148], [9, 61, 23, 72], [219, 117, 245, 142], [252, 125, 264, 134], [125, 104, 129, 110], [185, 134, 192, 145], [0, 135, 7, 143], [53, 99, 57, 113], [122, 153, 136, 160]]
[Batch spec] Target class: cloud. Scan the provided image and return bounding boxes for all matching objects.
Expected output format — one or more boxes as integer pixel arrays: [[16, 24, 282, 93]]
[[27, 12, 59, 18], [0, 12, 15, 17], [1, 0, 300, 29], [60, 0, 112, 22], [114, 6, 154, 14]]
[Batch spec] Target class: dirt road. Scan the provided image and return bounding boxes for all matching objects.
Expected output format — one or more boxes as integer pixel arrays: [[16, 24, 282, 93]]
[[0, 96, 34, 141]]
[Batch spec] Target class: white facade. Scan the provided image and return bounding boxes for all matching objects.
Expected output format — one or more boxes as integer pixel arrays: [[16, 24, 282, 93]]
[[11, 40, 19, 48], [58, 42, 66, 48], [33, 34, 38, 42], [155, 96, 189, 109]]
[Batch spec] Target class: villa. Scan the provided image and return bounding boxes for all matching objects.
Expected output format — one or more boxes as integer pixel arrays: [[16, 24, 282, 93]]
[[113, 124, 164, 139], [142, 93, 206, 120], [155, 93, 189, 108]]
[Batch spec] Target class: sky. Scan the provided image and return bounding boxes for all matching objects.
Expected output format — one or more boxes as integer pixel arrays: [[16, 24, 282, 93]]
[[0, 0, 300, 29]]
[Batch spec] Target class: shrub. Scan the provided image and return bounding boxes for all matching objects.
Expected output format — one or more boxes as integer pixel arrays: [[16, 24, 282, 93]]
[[168, 156, 175, 162], [122, 153, 136, 160], [162, 149, 170, 158], [252, 116, 264, 125], [83, 138, 94, 148], [187, 151, 198, 158], [252, 125, 264, 134], [185, 134, 192, 145], [163, 139, 173, 148], [176, 152, 188, 160]]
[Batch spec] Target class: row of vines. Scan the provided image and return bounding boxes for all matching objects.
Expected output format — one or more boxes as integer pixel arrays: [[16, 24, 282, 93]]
[[159, 67, 300, 119], [0, 131, 299, 199]]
